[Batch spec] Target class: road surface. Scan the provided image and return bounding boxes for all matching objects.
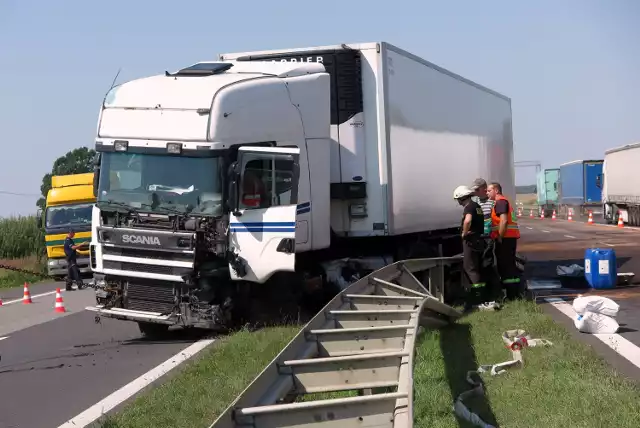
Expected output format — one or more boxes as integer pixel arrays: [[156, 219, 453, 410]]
[[0, 281, 213, 428], [2, 215, 640, 427], [518, 214, 640, 383]]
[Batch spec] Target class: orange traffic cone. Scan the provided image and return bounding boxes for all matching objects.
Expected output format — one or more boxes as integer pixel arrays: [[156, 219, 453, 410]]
[[529, 209, 534, 218], [517, 207, 522, 217], [54, 288, 66, 313], [540, 209, 544, 219], [617, 212, 624, 228], [587, 211, 594, 225], [568, 209, 573, 221], [552, 210, 557, 220], [23, 282, 32, 304]]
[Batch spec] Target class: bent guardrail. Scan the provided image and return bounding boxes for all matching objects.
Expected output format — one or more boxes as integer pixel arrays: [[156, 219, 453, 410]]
[[210, 256, 463, 428]]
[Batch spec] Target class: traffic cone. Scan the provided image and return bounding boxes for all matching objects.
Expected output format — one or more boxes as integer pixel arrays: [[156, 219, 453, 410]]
[[517, 207, 522, 217], [23, 282, 32, 304], [617, 212, 624, 228], [567, 209, 573, 221], [54, 288, 66, 313], [540, 209, 544, 219], [529, 209, 533, 218], [552, 210, 557, 220], [587, 211, 594, 225]]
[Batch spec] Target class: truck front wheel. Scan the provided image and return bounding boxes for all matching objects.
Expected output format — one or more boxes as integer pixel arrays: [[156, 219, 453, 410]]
[[137, 322, 170, 339]]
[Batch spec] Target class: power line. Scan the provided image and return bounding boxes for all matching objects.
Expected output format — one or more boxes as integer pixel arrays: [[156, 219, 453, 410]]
[[0, 190, 40, 197]]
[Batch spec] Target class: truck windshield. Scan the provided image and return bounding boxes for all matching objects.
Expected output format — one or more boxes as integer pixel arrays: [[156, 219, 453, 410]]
[[97, 151, 224, 216], [45, 203, 93, 230]]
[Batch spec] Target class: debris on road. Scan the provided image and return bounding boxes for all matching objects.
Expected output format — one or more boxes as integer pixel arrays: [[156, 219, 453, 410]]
[[573, 295, 620, 334], [454, 329, 553, 428]]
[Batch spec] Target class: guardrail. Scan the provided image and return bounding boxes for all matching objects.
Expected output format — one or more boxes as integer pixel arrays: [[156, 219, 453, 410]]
[[209, 256, 463, 428]]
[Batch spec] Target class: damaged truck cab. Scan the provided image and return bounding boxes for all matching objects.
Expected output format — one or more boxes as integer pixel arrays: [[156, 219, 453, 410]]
[[86, 61, 330, 335]]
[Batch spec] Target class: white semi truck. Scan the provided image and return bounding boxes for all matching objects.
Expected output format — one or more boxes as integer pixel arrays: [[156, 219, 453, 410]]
[[86, 42, 515, 335], [602, 142, 640, 225]]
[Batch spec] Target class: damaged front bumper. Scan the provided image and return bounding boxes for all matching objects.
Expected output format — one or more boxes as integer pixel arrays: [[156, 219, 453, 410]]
[[85, 306, 176, 325]]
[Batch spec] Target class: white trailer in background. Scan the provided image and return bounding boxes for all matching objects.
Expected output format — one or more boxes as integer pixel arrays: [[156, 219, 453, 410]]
[[86, 41, 515, 334], [602, 142, 640, 225]]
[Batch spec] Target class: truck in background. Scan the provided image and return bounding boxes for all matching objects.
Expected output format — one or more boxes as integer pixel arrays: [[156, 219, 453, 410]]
[[536, 168, 559, 217], [43, 173, 95, 280], [558, 159, 603, 217], [602, 142, 640, 225], [86, 41, 515, 335]]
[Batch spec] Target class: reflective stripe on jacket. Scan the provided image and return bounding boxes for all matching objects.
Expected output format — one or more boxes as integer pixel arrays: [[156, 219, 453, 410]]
[[490, 194, 520, 239]]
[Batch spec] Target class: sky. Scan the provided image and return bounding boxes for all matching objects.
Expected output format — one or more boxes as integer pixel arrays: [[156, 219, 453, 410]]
[[0, 0, 638, 216]]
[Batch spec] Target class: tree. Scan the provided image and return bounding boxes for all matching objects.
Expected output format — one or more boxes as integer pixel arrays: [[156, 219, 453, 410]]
[[36, 147, 96, 210]]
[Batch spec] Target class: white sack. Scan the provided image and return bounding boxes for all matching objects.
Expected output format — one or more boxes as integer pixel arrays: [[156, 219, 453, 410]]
[[572, 295, 619, 318], [574, 311, 619, 334]]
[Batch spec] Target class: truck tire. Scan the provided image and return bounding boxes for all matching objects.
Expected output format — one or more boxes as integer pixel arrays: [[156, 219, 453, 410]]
[[137, 322, 170, 339]]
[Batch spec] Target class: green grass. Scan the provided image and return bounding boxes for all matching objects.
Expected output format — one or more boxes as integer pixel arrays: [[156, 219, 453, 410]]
[[0, 215, 44, 259], [100, 300, 640, 428]]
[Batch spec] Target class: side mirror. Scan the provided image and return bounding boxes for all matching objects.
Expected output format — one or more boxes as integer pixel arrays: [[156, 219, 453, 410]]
[[36, 209, 43, 227], [93, 153, 101, 197], [227, 162, 241, 216], [596, 174, 602, 189]]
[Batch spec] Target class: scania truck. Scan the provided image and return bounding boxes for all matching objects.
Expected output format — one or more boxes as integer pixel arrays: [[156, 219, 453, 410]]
[[86, 41, 515, 336], [43, 173, 95, 279]]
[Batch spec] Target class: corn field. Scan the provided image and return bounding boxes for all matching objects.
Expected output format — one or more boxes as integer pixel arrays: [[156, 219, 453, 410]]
[[0, 215, 45, 260]]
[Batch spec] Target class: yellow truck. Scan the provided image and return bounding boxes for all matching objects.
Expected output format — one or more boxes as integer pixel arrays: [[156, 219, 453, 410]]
[[43, 173, 95, 279]]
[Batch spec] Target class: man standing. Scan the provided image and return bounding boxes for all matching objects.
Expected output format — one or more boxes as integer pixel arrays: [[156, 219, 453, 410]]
[[471, 178, 501, 304], [487, 182, 522, 300], [471, 178, 495, 237], [453, 185, 487, 311], [64, 230, 89, 291]]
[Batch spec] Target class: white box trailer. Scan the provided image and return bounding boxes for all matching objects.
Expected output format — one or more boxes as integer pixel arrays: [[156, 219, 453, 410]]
[[602, 142, 640, 225], [219, 42, 515, 238]]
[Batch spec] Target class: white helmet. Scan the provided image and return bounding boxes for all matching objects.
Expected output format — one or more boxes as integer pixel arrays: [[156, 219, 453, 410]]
[[453, 185, 473, 200]]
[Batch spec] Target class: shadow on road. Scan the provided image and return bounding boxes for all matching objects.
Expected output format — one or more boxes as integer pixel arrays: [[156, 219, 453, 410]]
[[439, 321, 499, 427], [525, 257, 632, 280]]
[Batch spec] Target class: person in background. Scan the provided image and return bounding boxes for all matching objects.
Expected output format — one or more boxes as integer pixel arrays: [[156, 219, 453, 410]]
[[64, 230, 89, 291], [471, 178, 495, 236], [453, 185, 488, 311], [471, 178, 502, 306], [487, 182, 523, 300]]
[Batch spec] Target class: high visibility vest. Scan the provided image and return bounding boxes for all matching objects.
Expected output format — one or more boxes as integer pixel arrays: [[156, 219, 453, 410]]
[[490, 194, 520, 239]]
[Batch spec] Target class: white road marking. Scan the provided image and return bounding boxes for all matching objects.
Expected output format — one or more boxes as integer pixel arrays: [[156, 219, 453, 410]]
[[602, 242, 615, 247], [526, 227, 533, 230], [541, 230, 550, 233], [564, 235, 576, 239], [57, 337, 216, 428], [2, 290, 57, 306], [0, 336, 8, 341], [544, 298, 640, 370]]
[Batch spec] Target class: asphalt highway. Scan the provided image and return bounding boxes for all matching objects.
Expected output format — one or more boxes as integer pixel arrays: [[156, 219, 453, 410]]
[[0, 282, 212, 428], [518, 214, 640, 384], [1, 215, 640, 427]]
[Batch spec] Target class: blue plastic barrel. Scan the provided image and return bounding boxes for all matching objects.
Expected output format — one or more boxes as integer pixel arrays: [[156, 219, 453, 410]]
[[584, 248, 617, 289]]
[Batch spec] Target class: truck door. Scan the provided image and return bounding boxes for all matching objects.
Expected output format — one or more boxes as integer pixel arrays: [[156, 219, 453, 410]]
[[228, 146, 300, 283], [585, 162, 603, 203]]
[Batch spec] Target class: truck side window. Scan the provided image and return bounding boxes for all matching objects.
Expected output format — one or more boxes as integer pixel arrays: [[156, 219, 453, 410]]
[[239, 156, 294, 210]]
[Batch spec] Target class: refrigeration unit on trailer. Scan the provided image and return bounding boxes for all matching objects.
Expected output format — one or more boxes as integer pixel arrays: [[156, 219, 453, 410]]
[[537, 168, 559, 217], [558, 159, 603, 217], [86, 41, 514, 335], [602, 142, 640, 225]]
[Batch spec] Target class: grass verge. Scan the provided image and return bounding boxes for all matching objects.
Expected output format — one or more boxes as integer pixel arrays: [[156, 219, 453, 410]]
[[0, 256, 47, 290], [100, 300, 640, 428]]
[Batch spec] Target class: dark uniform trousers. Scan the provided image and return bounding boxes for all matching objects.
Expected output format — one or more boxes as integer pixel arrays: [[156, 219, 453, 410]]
[[494, 237, 523, 300], [462, 235, 488, 305]]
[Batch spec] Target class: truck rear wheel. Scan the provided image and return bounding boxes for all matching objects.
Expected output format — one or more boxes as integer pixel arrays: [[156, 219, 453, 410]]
[[137, 322, 170, 339]]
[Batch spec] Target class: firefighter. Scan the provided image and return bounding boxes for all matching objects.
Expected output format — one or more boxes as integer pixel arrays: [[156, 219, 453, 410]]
[[453, 185, 487, 310], [487, 182, 523, 300]]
